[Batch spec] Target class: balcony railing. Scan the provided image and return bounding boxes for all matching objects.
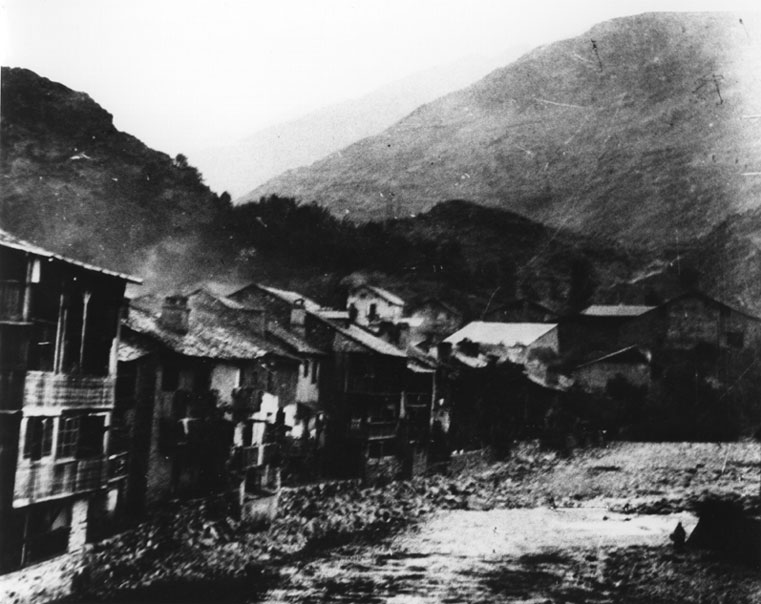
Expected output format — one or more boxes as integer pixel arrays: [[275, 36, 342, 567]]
[[13, 455, 113, 505], [0, 280, 24, 322], [24, 371, 115, 409]]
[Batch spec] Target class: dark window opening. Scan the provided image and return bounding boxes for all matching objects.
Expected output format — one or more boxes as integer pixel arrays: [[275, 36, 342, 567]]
[[368, 303, 378, 320], [311, 361, 318, 384], [368, 439, 396, 459], [24, 417, 54, 460], [56, 413, 105, 459], [303, 361, 309, 378], [77, 414, 105, 458]]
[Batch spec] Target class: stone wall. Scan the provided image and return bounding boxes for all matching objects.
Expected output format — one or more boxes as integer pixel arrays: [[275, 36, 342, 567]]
[[0, 551, 84, 604]]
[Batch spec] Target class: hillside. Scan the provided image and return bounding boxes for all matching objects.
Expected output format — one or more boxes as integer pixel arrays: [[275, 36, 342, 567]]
[[246, 12, 761, 249], [187, 52, 522, 198], [0, 66, 232, 282]]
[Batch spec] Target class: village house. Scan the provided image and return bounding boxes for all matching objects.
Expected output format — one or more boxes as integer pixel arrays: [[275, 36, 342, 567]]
[[116, 289, 299, 517], [346, 284, 405, 326], [229, 283, 434, 482], [0, 229, 140, 573], [437, 321, 563, 450]]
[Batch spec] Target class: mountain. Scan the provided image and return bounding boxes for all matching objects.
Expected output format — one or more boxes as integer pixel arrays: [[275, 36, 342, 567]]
[[246, 12, 761, 249], [187, 52, 524, 198], [0, 66, 232, 284]]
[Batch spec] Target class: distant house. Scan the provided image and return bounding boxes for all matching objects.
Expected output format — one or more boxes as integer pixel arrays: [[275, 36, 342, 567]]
[[557, 304, 657, 358], [483, 299, 557, 323], [116, 290, 298, 515], [0, 229, 140, 573], [346, 284, 405, 326], [619, 291, 761, 353], [443, 321, 559, 366], [571, 346, 652, 393]]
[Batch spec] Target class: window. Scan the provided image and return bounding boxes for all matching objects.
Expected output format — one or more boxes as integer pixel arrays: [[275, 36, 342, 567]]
[[303, 360, 309, 378], [311, 361, 319, 384], [57, 415, 79, 458], [77, 414, 105, 458], [23, 417, 54, 460], [368, 303, 378, 320]]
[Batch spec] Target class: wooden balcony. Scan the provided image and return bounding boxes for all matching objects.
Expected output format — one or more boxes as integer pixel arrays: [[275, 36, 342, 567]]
[[24, 371, 115, 409], [12, 454, 122, 506]]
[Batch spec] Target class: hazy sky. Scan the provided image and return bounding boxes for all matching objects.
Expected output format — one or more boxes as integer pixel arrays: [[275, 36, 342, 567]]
[[1, 0, 757, 156]]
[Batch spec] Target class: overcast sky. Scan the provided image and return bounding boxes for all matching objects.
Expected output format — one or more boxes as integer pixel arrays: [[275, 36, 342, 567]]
[[1, 0, 758, 156]]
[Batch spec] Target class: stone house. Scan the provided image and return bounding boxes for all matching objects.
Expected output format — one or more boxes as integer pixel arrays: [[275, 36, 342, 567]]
[[0, 228, 139, 573], [116, 290, 299, 515], [230, 283, 433, 483]]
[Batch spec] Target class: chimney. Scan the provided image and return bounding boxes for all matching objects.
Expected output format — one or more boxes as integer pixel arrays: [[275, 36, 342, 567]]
[[160, 295, 190, 334], [291, 298, 306, 336]]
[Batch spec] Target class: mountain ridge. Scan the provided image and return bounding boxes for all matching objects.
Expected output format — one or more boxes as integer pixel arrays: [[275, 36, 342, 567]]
[[245, 12, 761, 248]]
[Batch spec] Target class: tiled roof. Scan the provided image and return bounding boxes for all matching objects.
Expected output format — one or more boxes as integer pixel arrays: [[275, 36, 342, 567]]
[[0, 228, 142, 283], [339, 324, 408, 357], [354, 284, 405, 307], [267, 323, 325, 356], [125, 306, 272, 361], [580, 305, 656, 317], [444, 322, 557, 348], [259, 285, 323, 311]]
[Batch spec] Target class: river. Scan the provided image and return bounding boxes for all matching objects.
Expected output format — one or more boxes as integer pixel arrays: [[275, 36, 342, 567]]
[[257, 507, 696, 603]]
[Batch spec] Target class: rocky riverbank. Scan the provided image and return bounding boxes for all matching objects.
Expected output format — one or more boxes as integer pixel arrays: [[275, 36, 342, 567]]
[[63, 441, 760, 601]]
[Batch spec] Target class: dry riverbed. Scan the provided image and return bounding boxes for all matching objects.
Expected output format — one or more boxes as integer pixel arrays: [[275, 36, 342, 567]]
[[67, 441, 760, 603]]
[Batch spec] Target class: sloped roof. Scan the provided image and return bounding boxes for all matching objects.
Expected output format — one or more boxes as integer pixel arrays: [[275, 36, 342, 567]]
[[259, 285, 322, 311], [315, 309, 350, 321], [117, 333, 154, 362], [267, 323, 325, 356], [353, 284, 405, 307], [580, 305, 656, 317], [338, 324, 408, 357], [0, 228, 142, 283], [125, 306, 276, 361], [664, 290, 761, 322], [444, 321, 557, 348]]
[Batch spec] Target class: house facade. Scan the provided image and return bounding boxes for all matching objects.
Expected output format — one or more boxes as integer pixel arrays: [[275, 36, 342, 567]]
[[0, 229, 139, 573], [346, 284, 405, 327], [116, 291, 298, 515]]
